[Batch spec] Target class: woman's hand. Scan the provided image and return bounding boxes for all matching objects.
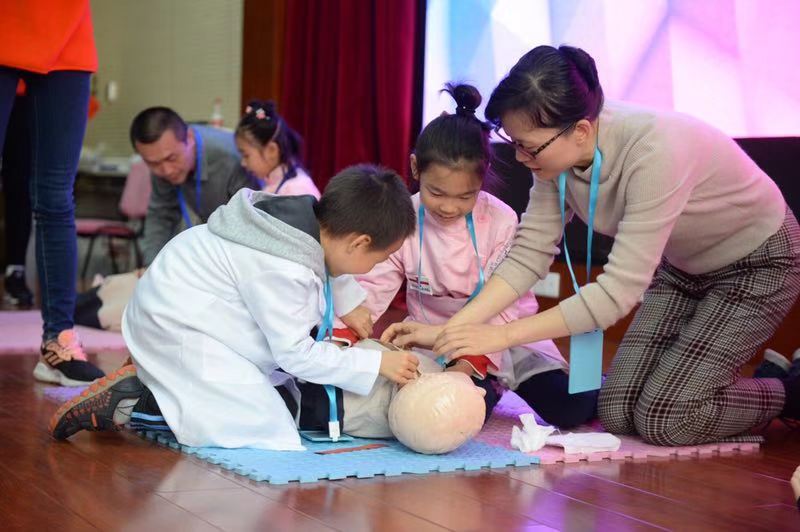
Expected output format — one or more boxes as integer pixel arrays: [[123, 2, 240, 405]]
[[339, 305, 373, 339], [380, 321, 443, 349], [434, 323, 512, 361]]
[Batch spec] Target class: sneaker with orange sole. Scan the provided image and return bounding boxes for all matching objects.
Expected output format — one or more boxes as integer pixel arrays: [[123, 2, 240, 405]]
[[49, 365, 143, 440], [34, 329, 105, 386]]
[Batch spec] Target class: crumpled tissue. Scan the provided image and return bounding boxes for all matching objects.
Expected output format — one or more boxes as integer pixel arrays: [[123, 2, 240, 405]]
[[510, 413, 622, 454]]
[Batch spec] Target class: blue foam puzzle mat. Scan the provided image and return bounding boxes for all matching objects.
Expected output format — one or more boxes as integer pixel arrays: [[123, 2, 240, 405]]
[[138, 431, 539, 484]]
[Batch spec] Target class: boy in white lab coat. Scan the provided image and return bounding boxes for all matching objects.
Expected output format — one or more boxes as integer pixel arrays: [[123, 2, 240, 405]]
[[49, 165, 420, 450]]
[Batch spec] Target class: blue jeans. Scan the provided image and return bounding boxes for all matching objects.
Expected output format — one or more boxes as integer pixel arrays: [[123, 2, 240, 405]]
[[0, 68, 91, 340], [2, 94, 32, 266]]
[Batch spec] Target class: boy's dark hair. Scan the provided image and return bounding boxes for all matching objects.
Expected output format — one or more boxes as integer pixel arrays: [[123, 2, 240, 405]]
[[129, 107, 188, 147], [236, 99, 304, 180], [414, 83, 497, 190], [485, 45, 604, 129], [315, 164, 415, 250]]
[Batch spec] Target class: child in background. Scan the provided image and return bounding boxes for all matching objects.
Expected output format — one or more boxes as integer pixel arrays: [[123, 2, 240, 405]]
[[235, 100, 321, 199], [49, 165, 419, 450], [344, 84, 597, 428]]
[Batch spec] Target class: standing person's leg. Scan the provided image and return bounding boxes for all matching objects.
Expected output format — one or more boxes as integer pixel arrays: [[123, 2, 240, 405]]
[[597, 261, 699, 434], [0, 68, 21, 148], [2, 94, 34, 306], [25, 69, 103, 384], [633, 211, 800, 445]]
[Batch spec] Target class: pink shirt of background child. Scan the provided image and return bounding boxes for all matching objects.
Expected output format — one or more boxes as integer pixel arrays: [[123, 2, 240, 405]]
[[261, 165, 321, 199]]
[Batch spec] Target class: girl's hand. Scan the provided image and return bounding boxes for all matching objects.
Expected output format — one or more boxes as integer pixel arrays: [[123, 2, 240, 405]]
[[339, 305, 373, 339], [434, 324, 512, 361], [380, 322, 442, 349]]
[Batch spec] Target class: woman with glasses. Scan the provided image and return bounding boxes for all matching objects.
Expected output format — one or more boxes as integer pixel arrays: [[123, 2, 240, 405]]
[[383, 45, 800, 446]]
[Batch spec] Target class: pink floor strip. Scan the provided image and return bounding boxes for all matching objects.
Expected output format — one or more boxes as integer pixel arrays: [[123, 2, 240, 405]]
[[476, 391, 760, 464], [0, 310, 127, 355]]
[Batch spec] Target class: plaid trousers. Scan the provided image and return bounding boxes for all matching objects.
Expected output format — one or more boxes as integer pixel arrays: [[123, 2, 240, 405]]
[[598, 208, 800, 445]]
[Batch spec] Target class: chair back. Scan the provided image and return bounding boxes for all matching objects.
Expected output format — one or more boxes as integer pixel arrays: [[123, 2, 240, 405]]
[[119, 159, 152, 219]]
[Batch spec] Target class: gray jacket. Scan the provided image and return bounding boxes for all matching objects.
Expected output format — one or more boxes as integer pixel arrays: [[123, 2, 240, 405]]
[[207, 189, 324, 279], [141, 125, 259, 265]]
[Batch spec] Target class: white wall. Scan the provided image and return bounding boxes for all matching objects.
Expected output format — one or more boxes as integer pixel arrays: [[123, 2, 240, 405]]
[[85, 0, 244, 157]]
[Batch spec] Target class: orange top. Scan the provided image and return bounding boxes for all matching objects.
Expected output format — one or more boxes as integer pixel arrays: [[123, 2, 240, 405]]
[[0, 1, 97, 74]]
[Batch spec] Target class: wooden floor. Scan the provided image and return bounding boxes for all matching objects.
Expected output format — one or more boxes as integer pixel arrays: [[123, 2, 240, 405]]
[[1, 347, 798, 531]]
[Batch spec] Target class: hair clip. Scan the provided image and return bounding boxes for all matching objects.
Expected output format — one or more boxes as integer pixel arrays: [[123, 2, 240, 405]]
[[456, 105, 476, 117], [245, 105, 253, 114], [255, 108, 267, 120]]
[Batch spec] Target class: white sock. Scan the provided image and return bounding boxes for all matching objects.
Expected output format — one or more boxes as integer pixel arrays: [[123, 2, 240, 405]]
[[113, 398, 139, 425], [5, 265, 24, 276]]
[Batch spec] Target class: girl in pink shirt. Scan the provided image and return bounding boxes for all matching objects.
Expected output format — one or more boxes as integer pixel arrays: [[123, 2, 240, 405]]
[[353, 84, 597, 427], [234, 100, 321, 199]]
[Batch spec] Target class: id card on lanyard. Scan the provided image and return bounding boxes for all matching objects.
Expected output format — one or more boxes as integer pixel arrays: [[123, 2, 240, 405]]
[[416, 205, 485, 366], [314, 272, 343, 441], [176, 126, 204, 228], [559, 146, 604, 394]]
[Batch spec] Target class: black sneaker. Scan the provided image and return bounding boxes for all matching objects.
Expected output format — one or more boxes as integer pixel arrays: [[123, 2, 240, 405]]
[[754, 349, 791, 379], [788, 349, 800, 380], [3, 269, 33, 307], [49, 365, 143, 440], [778, 364, 800, 430], [34, 329, 105, 387]]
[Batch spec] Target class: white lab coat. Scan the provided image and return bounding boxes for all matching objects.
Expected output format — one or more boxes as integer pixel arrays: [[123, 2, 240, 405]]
[[122, 224, 382, 450]]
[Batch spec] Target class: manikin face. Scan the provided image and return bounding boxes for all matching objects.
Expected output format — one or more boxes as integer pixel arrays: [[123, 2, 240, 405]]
[[411, 156, 482, 226], [498, 110, 591, 181], [323, 233, 404, 277], [135, 128, 196, 185], [235, 133, 281, 180]]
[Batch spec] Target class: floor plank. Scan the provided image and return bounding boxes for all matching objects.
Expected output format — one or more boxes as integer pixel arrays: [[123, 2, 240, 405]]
[[1, 343, 799, 531], [241, 479, 452, 532], [337, 474, 558, 531]]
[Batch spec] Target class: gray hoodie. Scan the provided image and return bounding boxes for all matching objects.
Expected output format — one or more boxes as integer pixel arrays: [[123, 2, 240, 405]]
[[207, 189, 325, 280]]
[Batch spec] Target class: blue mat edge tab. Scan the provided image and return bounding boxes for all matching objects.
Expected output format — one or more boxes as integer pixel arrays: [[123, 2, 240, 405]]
[[137, 430, 539, 485]]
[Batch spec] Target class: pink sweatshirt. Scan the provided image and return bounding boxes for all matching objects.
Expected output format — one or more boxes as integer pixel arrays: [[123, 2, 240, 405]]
[[261, 165, 321, 199], [341, 191, 565, 379]]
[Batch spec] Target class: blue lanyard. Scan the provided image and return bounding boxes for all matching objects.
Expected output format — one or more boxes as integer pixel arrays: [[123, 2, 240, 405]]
[[314, 272, 341, 440], [416, 205, 484, 302], [315, 272, 335, 342], [417, 205, 484, 367], [176, 127, 203, 228], [558, 146, 603, 292], [274, 165, 289, 194]]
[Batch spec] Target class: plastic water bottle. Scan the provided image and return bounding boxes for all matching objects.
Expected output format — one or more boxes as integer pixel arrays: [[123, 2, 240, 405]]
[[210, 97, 224, 128]]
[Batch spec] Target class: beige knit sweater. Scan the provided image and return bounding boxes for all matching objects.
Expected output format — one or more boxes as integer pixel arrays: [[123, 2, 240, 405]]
[[493, 101, 787, 335]]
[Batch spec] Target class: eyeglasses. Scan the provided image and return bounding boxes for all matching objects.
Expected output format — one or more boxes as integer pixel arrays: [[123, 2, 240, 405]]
[[494, 122, 575, 160]]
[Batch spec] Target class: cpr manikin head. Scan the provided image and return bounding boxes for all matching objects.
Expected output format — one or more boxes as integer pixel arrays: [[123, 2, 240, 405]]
[[388, 371, 486, 455]]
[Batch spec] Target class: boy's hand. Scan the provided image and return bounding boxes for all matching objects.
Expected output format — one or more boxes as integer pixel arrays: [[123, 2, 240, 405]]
[[379, 350, 420, 385], [340, 305, 373, 339]]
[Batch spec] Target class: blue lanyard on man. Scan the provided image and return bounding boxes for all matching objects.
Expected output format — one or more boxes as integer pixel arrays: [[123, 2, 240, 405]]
[[314, 271, 342, 441], [417, 205, 485, 366], [558, 145, 604, 394], [176, 127, 204, 228]]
